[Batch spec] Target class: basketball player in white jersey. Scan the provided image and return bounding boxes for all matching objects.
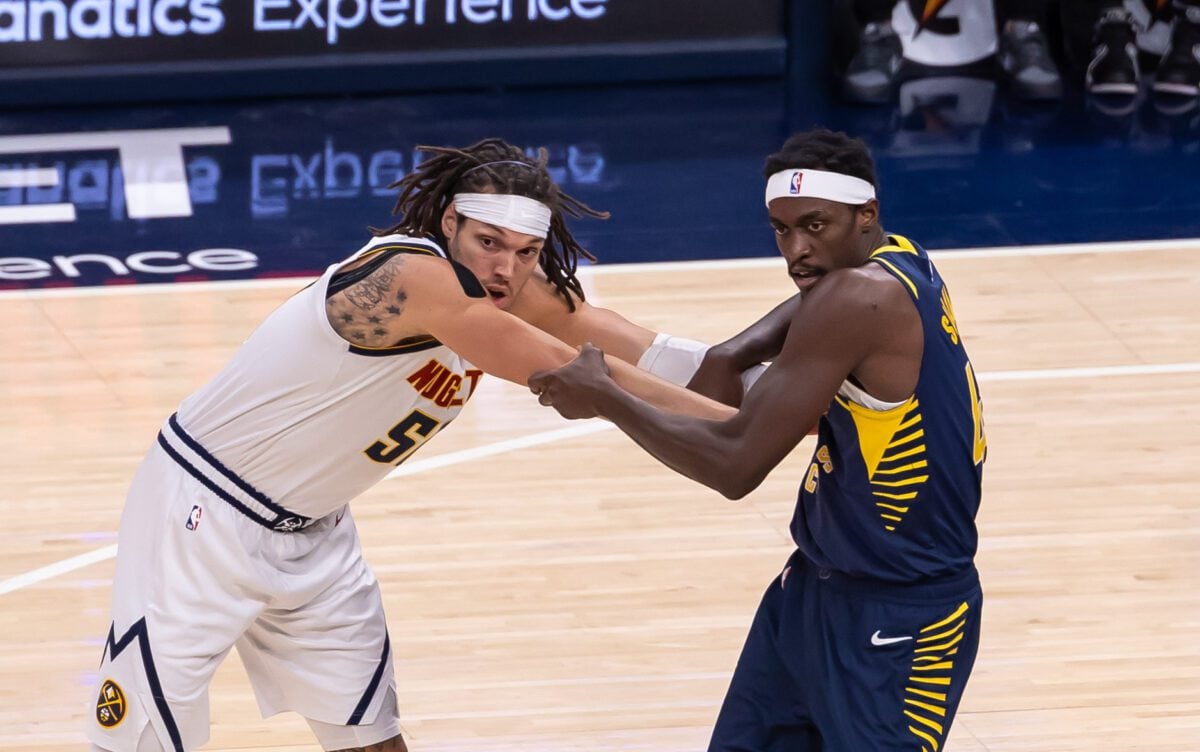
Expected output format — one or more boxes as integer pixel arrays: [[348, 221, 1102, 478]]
[[87, 139, 750, 752]]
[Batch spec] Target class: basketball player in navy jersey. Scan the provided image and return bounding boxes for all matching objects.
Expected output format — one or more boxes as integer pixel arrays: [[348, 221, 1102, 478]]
[[530, 129, 987, 751]]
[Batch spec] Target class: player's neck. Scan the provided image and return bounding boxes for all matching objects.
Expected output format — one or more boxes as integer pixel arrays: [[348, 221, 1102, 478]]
[[861, 226, 889, 259]]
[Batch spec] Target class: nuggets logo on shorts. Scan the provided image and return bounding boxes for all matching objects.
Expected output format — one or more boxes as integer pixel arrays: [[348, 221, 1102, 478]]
[[95, 679, 126, 728]]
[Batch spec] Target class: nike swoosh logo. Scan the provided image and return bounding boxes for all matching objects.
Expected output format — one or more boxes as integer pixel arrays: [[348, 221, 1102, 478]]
[[871, 630, 913, 646]]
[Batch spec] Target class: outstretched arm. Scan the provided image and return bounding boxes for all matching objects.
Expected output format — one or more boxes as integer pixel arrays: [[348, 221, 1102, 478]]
[[531, 276, 886, 498], [372, 255, 735, 420], [508, 271, 768, 404]]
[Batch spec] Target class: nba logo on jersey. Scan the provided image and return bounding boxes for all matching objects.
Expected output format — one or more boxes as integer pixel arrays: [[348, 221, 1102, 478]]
[[186, 505, 202, 531], [789, 171, 803, 194]]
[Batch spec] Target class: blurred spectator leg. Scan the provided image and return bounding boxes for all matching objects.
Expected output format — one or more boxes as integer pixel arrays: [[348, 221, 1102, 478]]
[[1086, 2, 1142, 95], [1154, 1, 1200, 95], [843, 0, 904, 103], [997, 0, 1065, 99]]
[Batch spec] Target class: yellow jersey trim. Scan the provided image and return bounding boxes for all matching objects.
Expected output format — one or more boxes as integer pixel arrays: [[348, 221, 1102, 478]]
[[871, 257, 920, 299]]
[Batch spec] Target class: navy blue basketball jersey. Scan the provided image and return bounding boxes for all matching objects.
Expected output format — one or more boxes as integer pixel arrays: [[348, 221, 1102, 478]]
[[791, 234, 986, 583]]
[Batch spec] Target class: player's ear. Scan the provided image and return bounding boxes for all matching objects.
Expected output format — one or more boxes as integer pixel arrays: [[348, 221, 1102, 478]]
[[856, 199, 879, 233], [441, 205, 459, 240]]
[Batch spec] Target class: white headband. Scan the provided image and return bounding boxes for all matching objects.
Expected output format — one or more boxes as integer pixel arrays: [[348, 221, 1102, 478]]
[[764, 169, 876, 207], [453, 193, 552, 239]]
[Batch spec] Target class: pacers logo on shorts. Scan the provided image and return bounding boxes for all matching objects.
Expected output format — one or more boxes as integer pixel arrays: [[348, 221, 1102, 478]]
[[95, 679, 126, 728]]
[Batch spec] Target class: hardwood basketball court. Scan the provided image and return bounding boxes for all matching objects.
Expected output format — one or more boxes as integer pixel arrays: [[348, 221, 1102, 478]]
[[2, 240, 1198, 751]]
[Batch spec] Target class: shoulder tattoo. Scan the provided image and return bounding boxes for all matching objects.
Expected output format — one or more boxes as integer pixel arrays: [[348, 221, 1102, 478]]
[[326, 255, 410, 344]]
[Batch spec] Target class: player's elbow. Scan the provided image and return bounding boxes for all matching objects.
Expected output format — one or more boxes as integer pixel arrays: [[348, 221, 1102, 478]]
[[700, 430, 767, 500], [713, 469, 764, 501], [718, 483, 751, 501]]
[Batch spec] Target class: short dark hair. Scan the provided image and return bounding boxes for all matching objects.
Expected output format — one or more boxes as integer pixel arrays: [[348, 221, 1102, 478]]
[[763, 129, 878, 190], [375, 138, 608, 311]]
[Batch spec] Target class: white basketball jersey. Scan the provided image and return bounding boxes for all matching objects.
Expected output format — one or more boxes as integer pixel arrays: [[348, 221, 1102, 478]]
[[176, 234, 482, 519]]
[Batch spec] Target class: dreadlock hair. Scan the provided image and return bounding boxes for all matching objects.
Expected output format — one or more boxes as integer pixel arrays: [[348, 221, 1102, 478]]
[[374, 137, 609, 312], [763, 129, 878, 191]]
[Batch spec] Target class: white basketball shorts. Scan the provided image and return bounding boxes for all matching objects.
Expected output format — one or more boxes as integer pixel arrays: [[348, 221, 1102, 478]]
[[85, 438, 398, 751]]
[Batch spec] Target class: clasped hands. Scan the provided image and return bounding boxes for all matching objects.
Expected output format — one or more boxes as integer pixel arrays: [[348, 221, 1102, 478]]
[[528, 343, 612, 420]]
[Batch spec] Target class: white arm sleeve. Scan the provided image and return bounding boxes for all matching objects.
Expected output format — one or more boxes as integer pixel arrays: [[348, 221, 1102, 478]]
[[636, 333, 767, 390]]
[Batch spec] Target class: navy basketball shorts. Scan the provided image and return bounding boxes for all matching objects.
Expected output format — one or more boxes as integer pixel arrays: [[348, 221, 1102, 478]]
[[708, 550, 982, 752]]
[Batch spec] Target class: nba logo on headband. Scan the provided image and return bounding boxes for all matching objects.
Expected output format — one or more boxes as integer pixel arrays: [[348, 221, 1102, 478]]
[[765, 169, 877, 207]]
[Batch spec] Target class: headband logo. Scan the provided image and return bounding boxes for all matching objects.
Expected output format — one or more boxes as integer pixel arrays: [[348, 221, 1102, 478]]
[[765, 169, 876, 207]]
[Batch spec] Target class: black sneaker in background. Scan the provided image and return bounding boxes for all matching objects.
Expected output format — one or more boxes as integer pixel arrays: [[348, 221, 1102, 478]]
[[1087, 8, 1141, 96], [843, 21, 904, 104], [1154, 4, 1200, 96], [998, 19, 1064, 100]]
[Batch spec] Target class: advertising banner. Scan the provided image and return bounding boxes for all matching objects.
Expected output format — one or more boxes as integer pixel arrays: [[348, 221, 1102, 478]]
[[0, 0, 786, 102], [0, 82, 787, 289]]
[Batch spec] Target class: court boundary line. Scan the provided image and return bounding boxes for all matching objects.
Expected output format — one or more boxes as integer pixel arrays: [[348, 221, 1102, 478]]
[[1, 544, 118, 597], [2, 236, 1197, 300], [3, 359, 1199, 599]]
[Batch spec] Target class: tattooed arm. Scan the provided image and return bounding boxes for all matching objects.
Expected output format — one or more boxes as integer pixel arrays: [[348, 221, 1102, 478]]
[[324, 251, 578, 382], [325, 253, 432, 346], [328, 252, 733, 419]]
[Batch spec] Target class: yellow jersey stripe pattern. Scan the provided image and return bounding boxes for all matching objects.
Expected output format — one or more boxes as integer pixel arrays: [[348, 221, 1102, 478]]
[[843, 396, 930, 532], [904, 601, 971, 752]]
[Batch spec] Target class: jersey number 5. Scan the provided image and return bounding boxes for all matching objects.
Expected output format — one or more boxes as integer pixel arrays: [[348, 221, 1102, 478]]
[[364, 410, 442, 465]]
